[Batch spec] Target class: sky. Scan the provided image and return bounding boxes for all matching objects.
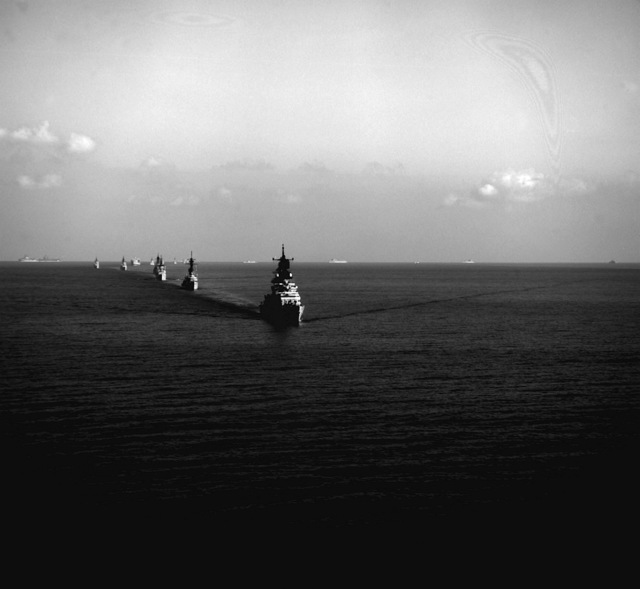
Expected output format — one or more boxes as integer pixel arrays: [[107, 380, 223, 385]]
[[1, 0, 639, 262]]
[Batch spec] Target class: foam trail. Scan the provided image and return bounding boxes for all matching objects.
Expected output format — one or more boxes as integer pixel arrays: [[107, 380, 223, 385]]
[[306, 280, 586, 323], [464, 31, 563, 180], [196, 289, 260, 316]]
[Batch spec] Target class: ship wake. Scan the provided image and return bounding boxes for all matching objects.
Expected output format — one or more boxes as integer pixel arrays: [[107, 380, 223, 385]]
[[304, 280, 584, 323], [191, 289, 260, 318]]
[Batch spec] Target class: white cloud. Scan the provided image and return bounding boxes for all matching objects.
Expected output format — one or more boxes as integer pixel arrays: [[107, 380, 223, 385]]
[[41, 174, 62, 188], [68, 133, 96, 153], [298, 160, 331, 174], [444, 168, 594, 208], [496, 168, 545, 196], [443, 192, 486, 208], [170, 194, 201, 206], [11, 121, 59, 144], [217, 186, 233, 200], [17, 175, 36, 188], [218, 158, 275, 171], [17, 173, 62, 189], [276, 189, 302, 204], [479, 183, 498, 197], [362, 161, 406, 175], [2, 122, 97, 156], [556, 176, 596, 195], [141, 156, 163, 168]]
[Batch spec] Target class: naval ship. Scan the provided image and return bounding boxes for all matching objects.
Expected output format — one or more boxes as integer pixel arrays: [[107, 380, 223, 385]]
[[154, 254, 167, 281], [181, 252, 198, 291], [259, 244, 304, 327]]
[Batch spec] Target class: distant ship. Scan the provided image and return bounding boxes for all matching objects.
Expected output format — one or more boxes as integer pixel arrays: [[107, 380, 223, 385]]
[[243, 260, 256, 264], [181, 252, 198, 291], [153, 254, 167, 281], [463, 259, 475, 264], [19, 255, 60, 262], [329, 259, 348, 263], [149, 257, 155, 265], [94, 257, 100, 269], [131, 257, 141, 266], [120, 256, 127, 271], [259, 244, 304, 327]]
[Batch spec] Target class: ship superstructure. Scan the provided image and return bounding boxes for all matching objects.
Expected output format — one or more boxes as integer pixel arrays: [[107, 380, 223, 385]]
[[259, 244, 304, 327], [120, 256, 127, 271]]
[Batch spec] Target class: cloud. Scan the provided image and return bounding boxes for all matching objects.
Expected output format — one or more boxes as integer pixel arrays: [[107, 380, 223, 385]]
[[216, 186, 233, 200], [362, 161, 406, 175], [68, 133, 96, 153], [443, 168, 595, 208], [478, 183, 498, 197], [276, 188, 302, 204], [17, 175, 37, 188], [140, 156, 163, 168], [557, 176, 595, 195], [11, 121, 59, 144], [169, 194, 200, 207], [216, 158, 275, 171], [443, 192, 485, 209], [2, 121, 96, 156], [17, 173, 62, 189], [298, 160, 331, 174]]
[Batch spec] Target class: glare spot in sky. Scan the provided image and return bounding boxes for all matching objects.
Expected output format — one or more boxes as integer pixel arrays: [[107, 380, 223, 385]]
[[463, 31, 562, 179]]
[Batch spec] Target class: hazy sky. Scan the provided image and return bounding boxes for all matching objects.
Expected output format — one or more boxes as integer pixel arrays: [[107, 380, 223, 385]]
[[1, 0, 639, 262]]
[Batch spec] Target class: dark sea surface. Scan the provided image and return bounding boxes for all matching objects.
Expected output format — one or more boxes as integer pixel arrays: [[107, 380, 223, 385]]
[[2, 261, 639, 533]]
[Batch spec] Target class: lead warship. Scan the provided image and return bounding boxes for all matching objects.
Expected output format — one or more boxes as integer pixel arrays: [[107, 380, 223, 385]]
[[181, 252, 198, 291], [154, 254, 167, 281], [259, 244, 304, 327]]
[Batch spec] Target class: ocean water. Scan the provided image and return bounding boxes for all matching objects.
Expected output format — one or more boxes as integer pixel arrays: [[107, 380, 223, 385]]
[[2, 261, 639, 531]]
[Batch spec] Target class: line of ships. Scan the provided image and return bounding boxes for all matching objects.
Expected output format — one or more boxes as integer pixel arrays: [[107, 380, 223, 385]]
[[98, 245, 304, 327]]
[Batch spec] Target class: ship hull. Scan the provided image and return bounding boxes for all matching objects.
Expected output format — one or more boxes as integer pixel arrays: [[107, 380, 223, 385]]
[[259, 298, 304, 327], [181, 278, 198, 291]]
